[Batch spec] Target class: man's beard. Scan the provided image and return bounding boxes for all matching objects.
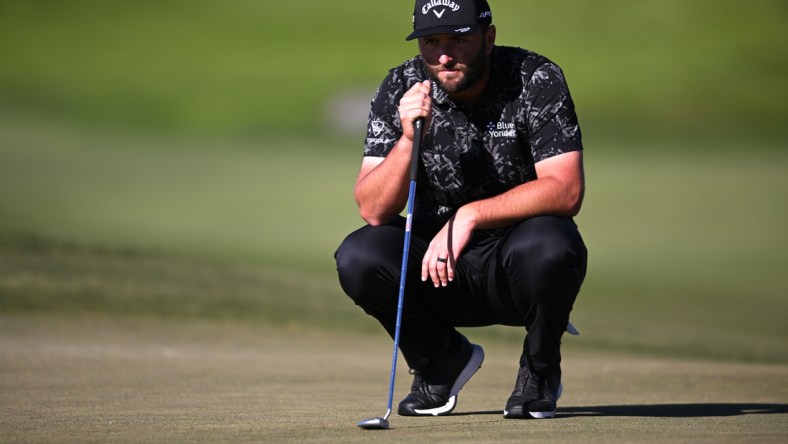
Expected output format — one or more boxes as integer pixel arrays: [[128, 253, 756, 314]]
[[426, 44, 488, 93]]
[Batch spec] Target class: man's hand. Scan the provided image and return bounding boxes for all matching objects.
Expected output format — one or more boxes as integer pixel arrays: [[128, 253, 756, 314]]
[[421, 207, 477, 288], [398, 80, 432, 142]]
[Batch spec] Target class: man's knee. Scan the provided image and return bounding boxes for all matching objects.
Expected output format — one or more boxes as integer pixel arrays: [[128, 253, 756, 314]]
[[335, 224, 404, 305], [502, 216, 583, 260], [336, 225, 401, 273], [500, 216, 587, 285]]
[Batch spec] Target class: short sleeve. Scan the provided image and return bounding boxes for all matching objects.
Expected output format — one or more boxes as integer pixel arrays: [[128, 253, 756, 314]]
[[524, 63, 583, 162], [363, 70, 405, 158]]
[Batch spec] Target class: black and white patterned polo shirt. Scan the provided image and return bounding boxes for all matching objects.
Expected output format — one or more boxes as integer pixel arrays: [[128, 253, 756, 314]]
[[364, 46, 583, 236]]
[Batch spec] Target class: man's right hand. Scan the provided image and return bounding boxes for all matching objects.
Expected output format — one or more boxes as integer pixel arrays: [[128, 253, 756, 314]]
[[398, 80, 432, 142]]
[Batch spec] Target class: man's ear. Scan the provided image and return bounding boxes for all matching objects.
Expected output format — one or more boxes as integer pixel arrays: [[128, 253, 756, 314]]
[[485, 25, 497, 53]]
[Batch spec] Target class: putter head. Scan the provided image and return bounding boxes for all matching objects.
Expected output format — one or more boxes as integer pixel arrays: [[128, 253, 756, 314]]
[[357, 417, 389, 430]]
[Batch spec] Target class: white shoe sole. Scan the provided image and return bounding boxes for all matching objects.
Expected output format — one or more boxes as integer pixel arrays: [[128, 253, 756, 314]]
[[528, 410, 556, 419], [413, 394, 457, 416], [502, 407, 557, 419], [413, 344, 485, 416], [502, 383, 563, 419]]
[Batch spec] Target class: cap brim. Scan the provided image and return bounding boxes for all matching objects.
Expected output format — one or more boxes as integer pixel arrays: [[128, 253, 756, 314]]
[[406, 24, 481, 41]]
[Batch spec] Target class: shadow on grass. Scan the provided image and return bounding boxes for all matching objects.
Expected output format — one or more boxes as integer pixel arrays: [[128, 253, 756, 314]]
[[560, 403, 788, 418], [456, 404, 788, 418]]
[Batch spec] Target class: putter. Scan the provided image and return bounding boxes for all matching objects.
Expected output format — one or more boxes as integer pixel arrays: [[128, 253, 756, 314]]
[[358, 118, 425, 431]]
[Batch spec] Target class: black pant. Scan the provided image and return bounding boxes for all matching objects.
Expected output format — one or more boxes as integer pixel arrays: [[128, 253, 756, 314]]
[[335, 215, 587, 373]]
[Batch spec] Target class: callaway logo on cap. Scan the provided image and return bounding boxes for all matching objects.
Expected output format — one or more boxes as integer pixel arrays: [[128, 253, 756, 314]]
[[406, 0, 493, 41]]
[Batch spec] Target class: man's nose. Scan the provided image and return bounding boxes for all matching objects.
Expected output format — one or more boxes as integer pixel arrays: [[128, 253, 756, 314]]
[[439, 52, 454, 66]]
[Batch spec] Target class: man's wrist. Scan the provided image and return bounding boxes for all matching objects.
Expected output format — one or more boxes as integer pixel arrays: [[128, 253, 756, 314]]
[[456, 204, 480, 232], [394, 135, 414, 153]]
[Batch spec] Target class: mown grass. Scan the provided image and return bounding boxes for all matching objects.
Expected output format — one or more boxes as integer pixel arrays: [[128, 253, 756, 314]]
[[0, 233, 367, 332], [4, 226, 783, 364], [2, 314, 787, 443], [0, 117, 361, 272]]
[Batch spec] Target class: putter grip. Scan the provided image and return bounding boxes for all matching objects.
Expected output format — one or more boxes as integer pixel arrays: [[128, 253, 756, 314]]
[[409, 119, 424, 182]]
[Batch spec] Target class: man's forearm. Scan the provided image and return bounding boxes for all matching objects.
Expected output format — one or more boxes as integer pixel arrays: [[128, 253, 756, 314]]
[[460, 152, 585, 230], [354, 138, 414, 225], [461, 177, 582, 231]]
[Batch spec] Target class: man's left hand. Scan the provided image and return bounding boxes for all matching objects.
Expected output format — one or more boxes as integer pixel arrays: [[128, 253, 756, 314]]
[[421, 208, 476, 288]]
